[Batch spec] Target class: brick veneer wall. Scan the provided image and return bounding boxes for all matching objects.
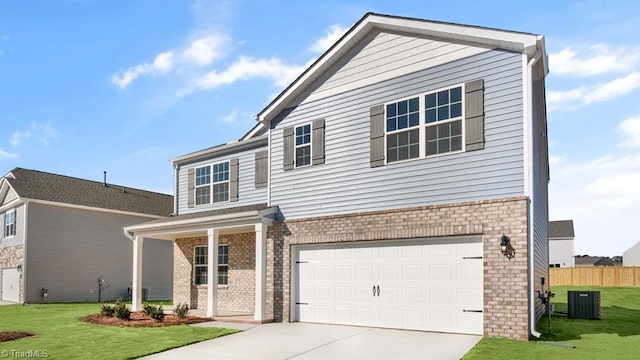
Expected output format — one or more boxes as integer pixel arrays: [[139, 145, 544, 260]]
[[266, 196, 532, 341], [0, 244, 24, 302], [173, 233, 255, 313]]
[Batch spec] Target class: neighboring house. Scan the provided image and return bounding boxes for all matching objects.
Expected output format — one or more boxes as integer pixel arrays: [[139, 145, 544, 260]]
[[125, 13, 549, 341], [574, 255, 615, 267], [549, 220, 575, 267], [623, 242, 640, 266], [0, 168, 174, 303]]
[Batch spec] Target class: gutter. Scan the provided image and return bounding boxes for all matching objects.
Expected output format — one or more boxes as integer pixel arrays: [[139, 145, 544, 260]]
[[526, 48, 543, 339]]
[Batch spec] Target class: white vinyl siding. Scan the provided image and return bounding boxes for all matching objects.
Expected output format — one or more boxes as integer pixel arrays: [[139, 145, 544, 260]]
[[271, 49, 524, 219], [25, 203, 173, 302], [178, 146, 268, 215]]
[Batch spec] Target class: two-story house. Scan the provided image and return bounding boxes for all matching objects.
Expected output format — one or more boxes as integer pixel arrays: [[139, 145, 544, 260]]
[[0, 168, 174, 303], [125, 12, 549, 341]]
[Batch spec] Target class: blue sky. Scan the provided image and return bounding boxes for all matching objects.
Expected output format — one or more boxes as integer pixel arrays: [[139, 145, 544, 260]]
[[1, 0, 640, 256]]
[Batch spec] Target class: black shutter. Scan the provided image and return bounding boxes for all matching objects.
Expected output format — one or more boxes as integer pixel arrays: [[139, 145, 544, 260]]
[[370, 105, 385, 167], [312, 119, 325, 165], [465, 79, 485, 151]]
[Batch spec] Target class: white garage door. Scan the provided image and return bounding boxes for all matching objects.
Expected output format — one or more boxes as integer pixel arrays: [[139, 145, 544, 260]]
[[1, 268, 20, 303], [293, 237, 483, 335]]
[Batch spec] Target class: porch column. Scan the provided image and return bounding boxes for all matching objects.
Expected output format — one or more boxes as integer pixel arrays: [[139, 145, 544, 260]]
[[131, 236, 144, 312], [207, 228, 219, 317], [254, 222, 267, 321]]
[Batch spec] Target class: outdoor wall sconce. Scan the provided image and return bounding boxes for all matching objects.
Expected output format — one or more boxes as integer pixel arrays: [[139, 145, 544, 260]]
[[500, 235, 515, 259]]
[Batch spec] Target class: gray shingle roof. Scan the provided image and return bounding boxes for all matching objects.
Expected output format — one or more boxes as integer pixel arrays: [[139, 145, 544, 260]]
[[5, 168, 173, 217], [575, 255, 614, 266], [134, 203, 271, 227], [549, 220, 574, 239]]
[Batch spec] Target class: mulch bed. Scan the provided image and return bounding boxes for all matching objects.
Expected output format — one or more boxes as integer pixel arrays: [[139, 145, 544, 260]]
[[80, 312, 213, 327], [0, 331, 35, 342]]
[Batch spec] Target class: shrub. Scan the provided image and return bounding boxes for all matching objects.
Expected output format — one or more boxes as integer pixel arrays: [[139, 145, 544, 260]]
[[100, 303, 115, 317], [173, 302, 189, 318], [142, 303, 165, 322], [114, 297, 130, 320]]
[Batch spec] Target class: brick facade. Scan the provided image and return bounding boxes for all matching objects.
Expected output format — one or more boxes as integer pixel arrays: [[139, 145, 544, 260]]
[[173, 233, 255, 313], [266, 196, 531, 340], [0, 244, 24, 303]]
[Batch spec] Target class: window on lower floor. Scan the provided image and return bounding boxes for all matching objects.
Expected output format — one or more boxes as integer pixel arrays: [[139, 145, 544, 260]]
[[193, 245, 229, 285], [549, 264, 560, 268], [4, 209, 16, 238]]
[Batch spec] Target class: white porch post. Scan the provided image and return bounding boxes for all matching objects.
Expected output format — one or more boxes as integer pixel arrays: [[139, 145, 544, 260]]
[[207, 228, 219, 318], [254, 222, 267, 321], [131, 236, 144, 312]]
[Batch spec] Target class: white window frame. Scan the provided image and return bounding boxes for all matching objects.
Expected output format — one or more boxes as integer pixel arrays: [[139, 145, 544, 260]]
[[4, 209, 16, 238], [384, 83, 465, 165], [194, 161, 231, 206], [194, 165, 211, 206], [193, 244, 229, 286], [294, 123, 312, 168]]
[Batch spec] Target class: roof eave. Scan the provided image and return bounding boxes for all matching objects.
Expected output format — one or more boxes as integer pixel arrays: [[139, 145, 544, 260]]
[[257, 13, 543, 123], [170, 135, 268, 166]]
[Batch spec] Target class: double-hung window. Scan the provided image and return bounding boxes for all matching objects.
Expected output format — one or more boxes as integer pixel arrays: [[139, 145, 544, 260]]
[[4, 209, 16, 238], [425, 86, 463, 156], [195, 166, 211, 205], [295, 124, 311, 167], [193, 245, 229, 285], [385, 85, 464, 164], [386, 97, 420, 162], [194, 161, 230, 205]]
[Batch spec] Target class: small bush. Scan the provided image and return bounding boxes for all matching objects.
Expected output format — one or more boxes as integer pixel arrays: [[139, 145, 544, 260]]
[[173, 302, 190, 318], [100, 303, 115, 317], [142, 303, 165, 322], [114, 297, 130, 321]]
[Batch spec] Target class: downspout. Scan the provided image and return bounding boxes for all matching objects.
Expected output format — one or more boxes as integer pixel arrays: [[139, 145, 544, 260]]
[[173, 163, 179, 216], [526, 48, 543, 339], [22, 199, 29, 304], [123, 228, 135, 241]]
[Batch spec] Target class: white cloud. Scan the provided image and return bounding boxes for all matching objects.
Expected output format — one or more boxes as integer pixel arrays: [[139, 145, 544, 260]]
[[0, 147, 16, 160], [221, 109, 238, 123], [111, 51, 176, 89], [550, 152, 640, 256], [183, 34, 231, 66], [550, 44, 640, 77], [197, 56, 313, 90], [9, 130, 31, 147], [309, 24, 349, 53], [547, 71, 640, 110], [31, 122, 61, 145], [618, 116, 640, 147]]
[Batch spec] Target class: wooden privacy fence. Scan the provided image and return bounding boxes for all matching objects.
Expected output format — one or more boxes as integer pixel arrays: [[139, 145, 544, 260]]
[[550, 267, 640, 286]]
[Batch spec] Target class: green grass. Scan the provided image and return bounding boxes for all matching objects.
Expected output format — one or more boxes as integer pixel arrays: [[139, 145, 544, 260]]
[[0, 302, 237, 359], [464, 286, 640, 359]]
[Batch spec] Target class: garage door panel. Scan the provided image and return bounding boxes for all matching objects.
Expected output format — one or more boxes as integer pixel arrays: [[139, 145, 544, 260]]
[[295, 238, 483, 335]]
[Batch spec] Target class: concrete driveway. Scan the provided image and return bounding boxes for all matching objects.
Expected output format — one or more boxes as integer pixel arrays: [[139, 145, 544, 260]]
[[143, 323, 482, 360]]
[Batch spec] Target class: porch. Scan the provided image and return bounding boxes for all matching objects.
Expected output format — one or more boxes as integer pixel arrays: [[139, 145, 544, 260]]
[[124, 204, 276, 323]]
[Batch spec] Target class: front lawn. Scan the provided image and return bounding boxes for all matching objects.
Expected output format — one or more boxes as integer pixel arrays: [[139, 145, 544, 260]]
[[0, 302, 236, 359], [464, 286, 640, 359]]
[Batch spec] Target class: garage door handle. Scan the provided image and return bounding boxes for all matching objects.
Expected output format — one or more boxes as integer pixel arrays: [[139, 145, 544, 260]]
[[463, 310, 483, 313], [373, 286, 376, 296], [376, 285, 380, 297]]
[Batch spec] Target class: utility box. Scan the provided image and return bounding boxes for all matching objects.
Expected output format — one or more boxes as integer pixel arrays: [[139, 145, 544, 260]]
[[568, 290, 601, 319]]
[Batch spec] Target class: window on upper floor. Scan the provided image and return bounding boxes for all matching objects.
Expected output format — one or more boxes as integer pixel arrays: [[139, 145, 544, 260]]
[[4, 209, 16, 238], [295, 123, 311, 167], [370, 79, 484, 168], [282, 119, 325, 171], [188, 159, 238, 208], [193, 245, 229, 286], [194, 161, 230, 205]]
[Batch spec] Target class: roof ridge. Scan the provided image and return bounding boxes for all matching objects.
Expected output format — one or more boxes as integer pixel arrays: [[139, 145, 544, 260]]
[[11, 167, 172, 197]]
